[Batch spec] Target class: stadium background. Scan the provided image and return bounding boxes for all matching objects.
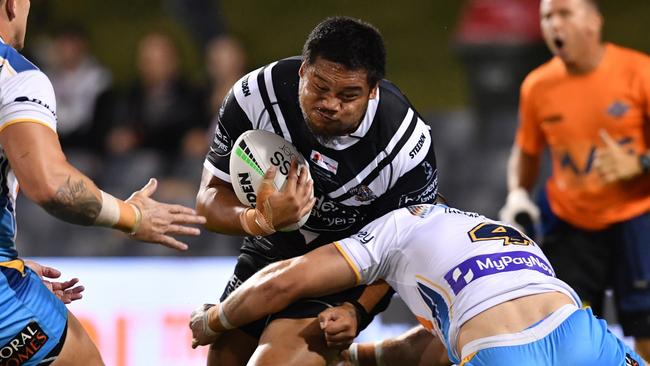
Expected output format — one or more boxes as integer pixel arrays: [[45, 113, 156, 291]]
[[16, 0, 650, 364]]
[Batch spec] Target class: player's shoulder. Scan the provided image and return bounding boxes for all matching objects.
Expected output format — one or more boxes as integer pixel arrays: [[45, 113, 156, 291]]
[[521, 57, 565, 94], [0, 43, 39, 75], [230, 56, 299, 104], [607, 43, 650, 69]]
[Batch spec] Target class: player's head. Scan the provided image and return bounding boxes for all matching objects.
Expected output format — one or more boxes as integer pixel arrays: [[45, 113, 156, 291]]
[[298, 17, 385, 142], [0, 0, 31, 50], [540, 0, 603, 68]]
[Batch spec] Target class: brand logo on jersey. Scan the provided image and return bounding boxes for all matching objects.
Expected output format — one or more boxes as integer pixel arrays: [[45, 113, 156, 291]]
[[444, 251, 554, 295], [211, 123, 232, 156], [355, 230, 374, 244], [310, 150, 338, 175], [0, 321, 49, 364], [398, 164, 438, 207], [407, 205, 434, 218], [304, 194, 362, 232], [409, 133, 427, 159], [559, 137, 632, 176], [14, 96, 56, 118], [607, 100, 629, 118], [625, 353, 640, 366], [241, 75, 251, 97], [349, 185, 377, 202]]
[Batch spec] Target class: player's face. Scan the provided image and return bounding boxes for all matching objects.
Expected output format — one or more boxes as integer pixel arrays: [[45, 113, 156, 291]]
[[298, 58, 377, 140], [540, 0, 602, 66]]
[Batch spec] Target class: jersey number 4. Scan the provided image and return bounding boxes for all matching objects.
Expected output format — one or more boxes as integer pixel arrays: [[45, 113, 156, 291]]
[[468, 222, 532, 246]]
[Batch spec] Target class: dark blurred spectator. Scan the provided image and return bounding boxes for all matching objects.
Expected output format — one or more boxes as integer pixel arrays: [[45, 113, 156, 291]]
[[46, 24, 111, 152], [204, 36, 247, 117], [163, 0, 227, 52], [106, 31, 207, 160]]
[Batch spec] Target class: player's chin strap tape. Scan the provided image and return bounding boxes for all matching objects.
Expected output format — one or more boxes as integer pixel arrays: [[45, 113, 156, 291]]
[[341, 299, 371, 336]]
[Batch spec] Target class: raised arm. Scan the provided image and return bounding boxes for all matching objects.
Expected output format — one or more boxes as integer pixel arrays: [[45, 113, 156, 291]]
[[190, 243, 358, 347]]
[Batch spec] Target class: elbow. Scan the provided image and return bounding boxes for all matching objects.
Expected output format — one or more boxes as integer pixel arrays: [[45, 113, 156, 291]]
[[22, 179, 60, 206]]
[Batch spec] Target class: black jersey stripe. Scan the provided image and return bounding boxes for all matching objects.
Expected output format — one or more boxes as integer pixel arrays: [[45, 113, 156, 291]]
[[333, 111, 420, 203], [256, 65, 283, 137]]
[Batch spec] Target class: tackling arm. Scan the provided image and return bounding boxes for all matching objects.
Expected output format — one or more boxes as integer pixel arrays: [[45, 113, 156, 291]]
[[191, 243, 358, 346]]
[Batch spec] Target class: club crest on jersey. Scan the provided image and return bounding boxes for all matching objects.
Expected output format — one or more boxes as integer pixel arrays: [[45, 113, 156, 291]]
[[607, 100, 629, 118], [310, 150, 338, 175], [407, 205, 434, 218], [348, 184, 377, 202]]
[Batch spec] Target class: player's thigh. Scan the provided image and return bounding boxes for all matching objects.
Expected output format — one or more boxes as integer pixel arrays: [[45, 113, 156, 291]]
[[208, 328, 258, 366], [52, 311, 103, 366], [249, 317, 338, 366], [0, 260, 68, 365]]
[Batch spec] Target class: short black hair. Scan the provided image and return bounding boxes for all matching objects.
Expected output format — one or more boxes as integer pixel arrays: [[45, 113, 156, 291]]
[[302, 16, 386, 87]]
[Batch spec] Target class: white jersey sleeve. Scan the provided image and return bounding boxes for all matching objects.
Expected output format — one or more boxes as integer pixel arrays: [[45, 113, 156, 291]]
[[0, 70, 57, 133], [334, 211, 401, 285]]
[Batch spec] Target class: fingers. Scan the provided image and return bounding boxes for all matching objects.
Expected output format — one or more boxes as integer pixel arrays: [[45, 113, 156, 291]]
[[167, 204, 202, 216], [163, 224, 201, 237], [167, 212, 207, 226], [599, 129, 619, 150], [156, 235, 189, 251], [138, 178, 158, 198], [40, 265, 61, 279]]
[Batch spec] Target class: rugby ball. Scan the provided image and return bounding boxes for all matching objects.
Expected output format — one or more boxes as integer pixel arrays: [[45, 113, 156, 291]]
[[229, 130, 312, 231]]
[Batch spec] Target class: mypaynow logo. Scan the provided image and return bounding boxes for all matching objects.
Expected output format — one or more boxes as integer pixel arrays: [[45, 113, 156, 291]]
[[444, 251, 554, 295]]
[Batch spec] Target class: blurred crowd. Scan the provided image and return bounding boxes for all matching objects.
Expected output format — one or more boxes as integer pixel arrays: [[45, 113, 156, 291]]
[[17, 22, 249, 257]]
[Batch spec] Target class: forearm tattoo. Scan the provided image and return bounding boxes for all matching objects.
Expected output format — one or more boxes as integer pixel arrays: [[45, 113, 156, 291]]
[[42, 176, 101, 225]]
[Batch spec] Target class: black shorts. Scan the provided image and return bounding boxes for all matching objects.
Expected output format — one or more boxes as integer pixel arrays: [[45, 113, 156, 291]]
[[219, 238, 394, 339], [540, 204, 650, 337]]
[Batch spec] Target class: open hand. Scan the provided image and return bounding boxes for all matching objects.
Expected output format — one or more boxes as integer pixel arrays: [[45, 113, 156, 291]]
[[24, 260, 84, 304]]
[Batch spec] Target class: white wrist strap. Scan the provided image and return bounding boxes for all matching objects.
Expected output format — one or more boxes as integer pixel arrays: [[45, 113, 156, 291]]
[[218, 303, 235, 330], [94, 191, 120, 227]]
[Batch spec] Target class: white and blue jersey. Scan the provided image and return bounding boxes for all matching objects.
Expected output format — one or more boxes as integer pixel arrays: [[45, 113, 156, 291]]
[[335, 205, 645, 365], [0, 41, 66, 365], [0, 40, 57, 260]]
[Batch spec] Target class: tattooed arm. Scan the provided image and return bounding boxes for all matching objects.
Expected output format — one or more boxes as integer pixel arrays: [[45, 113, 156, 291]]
[[0, 122, 206, 249]]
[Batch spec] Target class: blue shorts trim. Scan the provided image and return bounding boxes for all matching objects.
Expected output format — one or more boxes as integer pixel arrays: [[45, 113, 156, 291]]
[[0, 260, 68, 365], [461, 307, 645, 366]]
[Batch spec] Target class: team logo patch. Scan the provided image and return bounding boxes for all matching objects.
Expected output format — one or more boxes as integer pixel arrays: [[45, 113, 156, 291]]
[[625, 353, 640, 366], [607, 100, 630, 118], [310, 150, 338, 175], [0, 321, 49, 364], [349, 185, 377, 202], [407, 205, 435, 218], [444, 251, 554, 295]]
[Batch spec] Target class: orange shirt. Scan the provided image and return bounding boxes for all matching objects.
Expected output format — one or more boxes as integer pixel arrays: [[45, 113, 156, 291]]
[[516, 44, 650, 230]]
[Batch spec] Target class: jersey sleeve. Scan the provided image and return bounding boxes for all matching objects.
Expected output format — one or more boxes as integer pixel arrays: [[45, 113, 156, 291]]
[[514, 75, 546, 156], [0, 70, 57, 133], [204, 88, 254, 182], [334, 211, 400, 285]]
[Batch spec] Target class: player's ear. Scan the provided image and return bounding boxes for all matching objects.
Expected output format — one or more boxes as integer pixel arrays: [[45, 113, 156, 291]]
[[299, 61, 307, 78], [5, 0, 16, 20], [369, 84, 379, 99]]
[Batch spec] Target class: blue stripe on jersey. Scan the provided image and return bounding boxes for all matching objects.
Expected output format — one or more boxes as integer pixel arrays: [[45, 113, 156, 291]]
[[0, 42, 38, 73]]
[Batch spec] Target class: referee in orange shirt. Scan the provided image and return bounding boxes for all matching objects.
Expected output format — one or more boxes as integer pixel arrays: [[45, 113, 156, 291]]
[[500, 0, 650, 360]]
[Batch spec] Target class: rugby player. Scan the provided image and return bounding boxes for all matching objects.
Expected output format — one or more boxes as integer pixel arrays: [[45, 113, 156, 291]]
[[191, 204, 648, 365], [499, 0, 650, 359], [196, 16, 439, 365], [0, 0, 206, 364]]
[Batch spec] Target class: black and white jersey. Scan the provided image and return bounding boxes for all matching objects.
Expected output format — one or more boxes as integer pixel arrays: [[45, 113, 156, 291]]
[[204, 57, 438, 255]]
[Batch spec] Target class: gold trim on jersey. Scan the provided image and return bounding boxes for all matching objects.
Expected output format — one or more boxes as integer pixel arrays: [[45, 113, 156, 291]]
[[0, 259, 25, 276], [0, 118, 56, 134], [333, 241, 362, 284], [415, 274, 453, 305], [459, 351, 477, 366]]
